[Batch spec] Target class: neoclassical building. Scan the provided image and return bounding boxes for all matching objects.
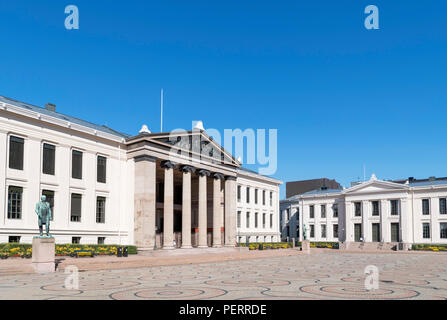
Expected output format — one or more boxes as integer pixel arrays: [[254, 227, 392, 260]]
[[281, 174, 447, 248], [0, 95, 282, 249]]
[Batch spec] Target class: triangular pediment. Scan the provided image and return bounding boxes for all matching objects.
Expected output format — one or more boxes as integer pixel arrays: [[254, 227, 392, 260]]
[[344, 180, 408, 194], [144, 130, 241, 167]]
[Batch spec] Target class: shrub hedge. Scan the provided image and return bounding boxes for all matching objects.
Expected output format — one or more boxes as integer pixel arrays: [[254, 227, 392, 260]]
[[0, 243, 137, 258], [238, 242, 293, 250], [412, 244, 447, 252], [310, 242, 339, 249]]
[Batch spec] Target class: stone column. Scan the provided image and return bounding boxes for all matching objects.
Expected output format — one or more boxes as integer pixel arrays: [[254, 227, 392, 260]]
[[198, 169, 210, 248], [224, 176, 237, 247], [212, 173, 224, 247], [380, 200, 390, 242], [162, 161, 176, 249], [134, 155, 157, 250], [181, 166, 195, 249]]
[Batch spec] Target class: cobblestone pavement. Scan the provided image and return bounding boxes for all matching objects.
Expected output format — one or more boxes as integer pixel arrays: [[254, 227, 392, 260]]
[[1, 251, 447, 300]]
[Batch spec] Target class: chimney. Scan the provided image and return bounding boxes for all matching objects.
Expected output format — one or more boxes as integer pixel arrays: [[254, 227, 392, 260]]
[[408, 177, 415, 183], [45, 103, 56, 112], [429, 176, 436, 181]]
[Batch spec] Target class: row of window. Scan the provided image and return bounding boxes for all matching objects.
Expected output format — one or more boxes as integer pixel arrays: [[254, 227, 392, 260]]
[[309, 204, 338, 219], [308, 224, 339, 239], [237, 211, 274, 229], [8, 135, 108, 183], [7, 186, 106, 223], [422, 198, 447, 215], [422, 223, 447, 239], [237, 185, 273, 206], [8, 235, 106, 245]]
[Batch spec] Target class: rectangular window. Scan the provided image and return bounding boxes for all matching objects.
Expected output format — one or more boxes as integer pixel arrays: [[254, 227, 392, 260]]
[[321, 224, 327, 238], [9, 136, 24, 170], [42, 143, 55, 175], [70, 193, 82, 222], [354, 224, 362, 242], [310, 225, 315, 238], [237, 185, 241, 202], [98, 237, 105, 245], [440, 198, 447, 215], [7, 186, 23, 219], [333, 224, 338, 238], [255, 189, 258, 204], [441, 223, 447, 239], [263, 191, 266, 205], [391, 200, 399, 216], [270, 214, 273, 228], [372, 201, 379, 216], [423, 223, 430, 239], [354, 202, 362, 217], [262, 213, 266, 228], [333, 204, 338, 218], [8, 236, 20, 243], [255, 212, 258, 228], [96, 196, 106, 223], [246, 187, 250, 203], [422, 199, 430, 215], [97, 156, 107, 183], [310, 205, 315, 219], [42, 190, 55, 221], [270, 192, 273, 206], [72, 237, 81, 244], [372, 223, 380, 242], [321, 205, 326, 218], [246, 212, 250, 228], [287, 209, 290, 220], [72, 150, 83, 179], [237, 211, 241, 228], [391, 223, 400, 242]]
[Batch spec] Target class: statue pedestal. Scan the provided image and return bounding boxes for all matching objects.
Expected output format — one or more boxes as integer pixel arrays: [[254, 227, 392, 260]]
[[301, 240, 310, 254], [32, 237, 55, 273]]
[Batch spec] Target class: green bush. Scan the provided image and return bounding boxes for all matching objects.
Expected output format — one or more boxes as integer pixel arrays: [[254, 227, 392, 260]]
[[238, 242, 293, 250], [412, 244, 447, 251], [0, 243, 137, 257]]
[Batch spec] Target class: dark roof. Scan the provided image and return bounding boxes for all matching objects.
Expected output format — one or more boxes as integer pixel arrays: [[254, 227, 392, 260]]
[[286, 178, 342, 198], [0, 95, 130, 139]]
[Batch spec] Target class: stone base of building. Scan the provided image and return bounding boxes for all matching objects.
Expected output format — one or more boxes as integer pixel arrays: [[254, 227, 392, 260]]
[[32, 237, 55, 273], [339, 241, 407, 251]]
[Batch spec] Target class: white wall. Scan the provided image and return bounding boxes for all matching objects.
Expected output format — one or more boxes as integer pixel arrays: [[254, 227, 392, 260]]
[[236, 174, 281, 243]]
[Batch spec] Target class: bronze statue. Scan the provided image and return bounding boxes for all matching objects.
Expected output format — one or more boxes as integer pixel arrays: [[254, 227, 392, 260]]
[[35, 195, 52, 237]]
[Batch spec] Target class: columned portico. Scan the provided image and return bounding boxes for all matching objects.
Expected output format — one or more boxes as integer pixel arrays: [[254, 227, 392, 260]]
[[127, 130, 241, 251]]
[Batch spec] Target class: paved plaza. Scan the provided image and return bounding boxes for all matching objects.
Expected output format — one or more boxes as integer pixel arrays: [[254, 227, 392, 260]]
[[1, 251, 447, 300]]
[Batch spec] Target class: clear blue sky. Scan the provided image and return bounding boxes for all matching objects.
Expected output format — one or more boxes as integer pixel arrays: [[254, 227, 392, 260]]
[[1, 1, 446, 199]]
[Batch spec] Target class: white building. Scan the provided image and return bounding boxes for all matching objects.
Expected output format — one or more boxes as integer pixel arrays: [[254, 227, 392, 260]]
[[0, 95, 282, 248], [236, 168, 282, 243], [281, 174, 447, 249]]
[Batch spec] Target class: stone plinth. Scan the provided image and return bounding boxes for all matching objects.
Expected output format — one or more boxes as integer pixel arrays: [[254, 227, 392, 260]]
[[32, 237, 55, 273], [301, 240, 310, 254]]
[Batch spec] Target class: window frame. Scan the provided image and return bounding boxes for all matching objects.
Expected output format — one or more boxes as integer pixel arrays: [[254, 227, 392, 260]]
[[96, 196, 106, 223], [97, 155, 107, 184], [70, 193, 82, 222], [42, 143, 56, 175], [71, 149, 83, 180], [7, 186, 23, 220], [8, 135, 24, 171]]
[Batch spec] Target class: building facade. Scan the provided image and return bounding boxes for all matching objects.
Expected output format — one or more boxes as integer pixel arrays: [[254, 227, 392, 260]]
[[281, 174, 447, 248], [0, 96, 282, 249]]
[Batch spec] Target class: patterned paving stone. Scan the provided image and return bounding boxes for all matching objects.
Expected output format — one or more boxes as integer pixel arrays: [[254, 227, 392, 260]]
[[1, 252, 447, 300]]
